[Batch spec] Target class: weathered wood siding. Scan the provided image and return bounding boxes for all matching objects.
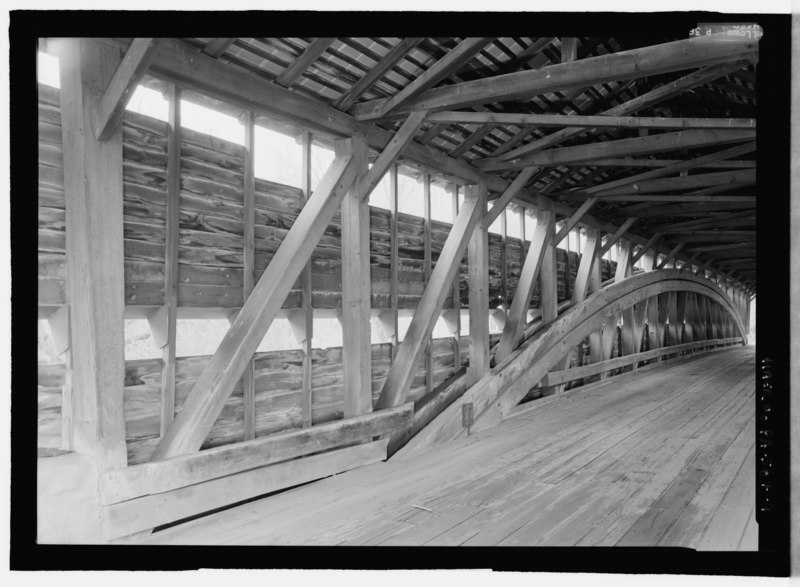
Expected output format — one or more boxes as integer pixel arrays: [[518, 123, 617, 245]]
[[37, 83, 616, 457], [39, 84, 602, 312], [38, 336, 467, 462]]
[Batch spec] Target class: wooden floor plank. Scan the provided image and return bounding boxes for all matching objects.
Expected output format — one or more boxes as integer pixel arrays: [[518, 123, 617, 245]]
[[659, 417, 755, 548], [577, 383, 754, 547], [696, 443, 756, 550], [142, 346, 754, 548]]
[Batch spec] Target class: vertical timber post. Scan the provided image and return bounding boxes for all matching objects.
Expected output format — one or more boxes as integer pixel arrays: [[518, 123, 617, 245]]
[[59, 37, 128, 472], [340, 135, 372, 417], [539, 210, 563, 396], [388, 164, 399, 361], [241, 110, 256, 439], [450, 184, 462, 371], [300, 131, 314, 427], [423, 173, 433, 395], [466, 184, 489, 387]]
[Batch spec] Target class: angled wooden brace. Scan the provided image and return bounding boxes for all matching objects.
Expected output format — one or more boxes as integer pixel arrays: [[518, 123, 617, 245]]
[[357, 110, 428, 201], [483, 166, 538, 228], [597, 217, 638, 258], [572, 227, 601, 303], [374, 188, 485, 410], [494, 209, 554, 364], [151, 148, 361, 460], [95, 38, 162, 141], [553, 197, 598, 245], [618, 242, 648, 357], [631, 232, 664, 266]]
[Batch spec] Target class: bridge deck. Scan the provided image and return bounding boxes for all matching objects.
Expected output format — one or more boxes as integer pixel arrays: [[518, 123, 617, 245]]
[[141, 345, 756, 548]]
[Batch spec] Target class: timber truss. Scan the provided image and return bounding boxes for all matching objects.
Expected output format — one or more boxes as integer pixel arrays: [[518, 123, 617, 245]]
[[40, 35, 757, 542]]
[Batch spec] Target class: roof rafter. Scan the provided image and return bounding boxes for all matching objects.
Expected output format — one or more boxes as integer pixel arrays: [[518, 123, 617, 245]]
[[353, 37, 492, 120], [576, 141, 756, 196], [333, 38, 423, 111], [481, 129, 755, 172], [276, 38, 336, 87], [488, 59, 751, 163], [592, 169, 756, 197], [424, 111, 755, 130], [351, 33, 758, 120], [202, 38, 236, 58]]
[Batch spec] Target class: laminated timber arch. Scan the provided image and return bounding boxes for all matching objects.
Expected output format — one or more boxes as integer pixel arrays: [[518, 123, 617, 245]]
[[394, 269, 747, 460]]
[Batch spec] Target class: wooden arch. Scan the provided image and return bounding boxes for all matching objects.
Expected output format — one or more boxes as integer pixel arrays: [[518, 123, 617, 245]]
[[395, 269, 747, 459]]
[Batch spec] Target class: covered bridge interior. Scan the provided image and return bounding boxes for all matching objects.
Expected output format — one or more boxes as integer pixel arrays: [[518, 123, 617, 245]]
[[35, 33, 760, 550]]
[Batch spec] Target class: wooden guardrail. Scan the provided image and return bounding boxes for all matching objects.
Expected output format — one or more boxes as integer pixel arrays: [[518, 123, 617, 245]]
[[541, 337, 742, 387]]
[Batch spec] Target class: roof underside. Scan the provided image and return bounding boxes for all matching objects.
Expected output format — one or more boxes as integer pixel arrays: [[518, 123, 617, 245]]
[[175, 37, 756, 293]]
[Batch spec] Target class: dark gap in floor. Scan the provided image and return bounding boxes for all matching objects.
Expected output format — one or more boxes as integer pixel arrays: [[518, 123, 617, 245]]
[[151, 476, 325, 533]]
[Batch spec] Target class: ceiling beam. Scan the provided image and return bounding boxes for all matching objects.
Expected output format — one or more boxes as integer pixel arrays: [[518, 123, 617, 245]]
[[591, 169, 756, 197], [334, 38, 423, 111], [351, 33, 758, 119], [556, 158, 755, 169], [353, 37, 492, 120], [650, 212, 754, 232], [576, 142, 756, 196], [202, 38, 235, 58], [616, 200, 755, 217], [583, 194, 755, 203], [693, 241, 755, 252], [490, 59, 751, 163], [424, 111, 756, 130], [667, 232, 755, 242], [95, 38, 162, 141], [481, 129, 755, 172], [276, 38, 336, 87]]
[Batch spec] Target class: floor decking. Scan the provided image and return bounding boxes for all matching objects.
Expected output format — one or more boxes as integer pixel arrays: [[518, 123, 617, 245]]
[[141, 345, 756, 548]]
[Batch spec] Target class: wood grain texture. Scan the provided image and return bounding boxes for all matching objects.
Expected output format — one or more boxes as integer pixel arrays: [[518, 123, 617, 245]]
[[151, 149, 360, 459], [340, 136, 372, 417], [134, 346, 754, 548], [59, 38, 128, 470], [40, 87, 614, 313]]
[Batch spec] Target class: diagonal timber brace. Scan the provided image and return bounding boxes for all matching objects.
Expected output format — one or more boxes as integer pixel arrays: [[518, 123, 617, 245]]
[[151, 148, 361, 460], [494, 210, 554, 364], [374, 188, 485, 410]]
